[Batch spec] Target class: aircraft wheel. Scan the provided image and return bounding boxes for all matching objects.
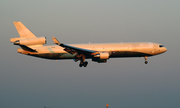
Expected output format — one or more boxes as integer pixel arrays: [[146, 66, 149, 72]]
[[84, 61, 88, 67], [79, 63, 83, 67], [145, 61, 148, 64]]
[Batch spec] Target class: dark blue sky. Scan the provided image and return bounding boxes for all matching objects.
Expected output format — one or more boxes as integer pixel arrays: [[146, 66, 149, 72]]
[[1, 0, 180, 108]]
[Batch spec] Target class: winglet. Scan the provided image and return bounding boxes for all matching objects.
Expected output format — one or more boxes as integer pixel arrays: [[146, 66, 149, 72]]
[[52, 37, 61, 45]]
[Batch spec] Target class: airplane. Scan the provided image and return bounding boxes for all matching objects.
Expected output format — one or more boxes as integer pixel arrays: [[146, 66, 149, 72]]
[[10, 22, 167, 67]]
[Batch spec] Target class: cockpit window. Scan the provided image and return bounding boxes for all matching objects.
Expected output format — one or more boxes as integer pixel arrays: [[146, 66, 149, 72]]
[[159, 45, 164, 47]]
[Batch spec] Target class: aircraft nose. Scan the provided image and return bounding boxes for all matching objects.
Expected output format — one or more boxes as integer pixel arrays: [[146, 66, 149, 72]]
[[163, 47, 167, 53]]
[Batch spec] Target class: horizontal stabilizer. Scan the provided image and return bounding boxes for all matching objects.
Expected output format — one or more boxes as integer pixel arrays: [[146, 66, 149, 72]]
[[19, 45, 37, 52]]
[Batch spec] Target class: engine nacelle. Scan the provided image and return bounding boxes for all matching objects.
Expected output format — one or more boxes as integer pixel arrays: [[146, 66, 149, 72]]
[[92, 58, 107, 63], [94, 52, 109, 59], [92, 52, 109, 63], [13, 37, 46, 46], [10, 37, 24, 43]]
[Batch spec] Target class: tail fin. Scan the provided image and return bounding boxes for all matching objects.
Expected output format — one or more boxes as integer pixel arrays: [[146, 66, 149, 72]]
[[13, 22, 36, 38], [11, 22, 46, 47]]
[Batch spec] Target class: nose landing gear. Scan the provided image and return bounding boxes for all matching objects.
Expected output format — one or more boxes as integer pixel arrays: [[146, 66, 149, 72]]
[[145, 61, 148, 64], [144, 56, 148, 64]]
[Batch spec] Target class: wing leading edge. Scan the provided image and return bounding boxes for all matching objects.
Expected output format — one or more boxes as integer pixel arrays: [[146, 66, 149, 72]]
[[52, 37, 96, 55]]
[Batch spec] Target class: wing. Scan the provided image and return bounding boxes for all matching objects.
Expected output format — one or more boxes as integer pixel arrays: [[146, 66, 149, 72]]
[[52, 37, 96, 55]]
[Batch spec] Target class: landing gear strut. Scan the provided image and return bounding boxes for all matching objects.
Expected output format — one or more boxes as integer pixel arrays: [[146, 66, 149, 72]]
[[144, 56, 148, 64]]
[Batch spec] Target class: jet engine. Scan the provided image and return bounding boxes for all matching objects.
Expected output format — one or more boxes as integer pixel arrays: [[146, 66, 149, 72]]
[[13, 37, 46, 46], [92, 52, 109, 63]]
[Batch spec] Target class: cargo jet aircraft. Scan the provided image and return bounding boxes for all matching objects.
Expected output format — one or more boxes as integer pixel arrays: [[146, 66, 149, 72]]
[[10, 22, 167, 67]]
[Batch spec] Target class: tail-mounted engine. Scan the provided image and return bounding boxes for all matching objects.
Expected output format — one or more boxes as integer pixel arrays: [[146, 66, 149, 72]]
[[10, 37, 46, 46], [92, 52, 109, 63]]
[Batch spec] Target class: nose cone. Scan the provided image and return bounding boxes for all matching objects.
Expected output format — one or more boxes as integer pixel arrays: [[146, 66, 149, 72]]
[[155, 44, 167, 55], [160, 47, 167, 54], [163, 47, 167, 53]]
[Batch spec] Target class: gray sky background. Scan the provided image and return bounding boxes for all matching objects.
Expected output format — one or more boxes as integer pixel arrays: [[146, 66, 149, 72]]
[[1, 0, 180, 108]]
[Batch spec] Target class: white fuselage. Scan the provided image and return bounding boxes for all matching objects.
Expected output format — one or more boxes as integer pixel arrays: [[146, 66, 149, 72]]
[[17, 42, 167, 60]]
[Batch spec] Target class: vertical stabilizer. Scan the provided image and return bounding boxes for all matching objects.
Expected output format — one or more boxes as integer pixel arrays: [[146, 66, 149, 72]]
[[13, 22, 36, 38]]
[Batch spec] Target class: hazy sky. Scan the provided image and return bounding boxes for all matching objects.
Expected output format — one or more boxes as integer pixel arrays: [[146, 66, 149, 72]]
[[1, 0, 180, 108]]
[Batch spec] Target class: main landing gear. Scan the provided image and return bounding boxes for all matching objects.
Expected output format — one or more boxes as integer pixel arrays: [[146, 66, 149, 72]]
[[79, 61, 88, 67], [77, 54, 88, 67], [144, 56, 148, 64]]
